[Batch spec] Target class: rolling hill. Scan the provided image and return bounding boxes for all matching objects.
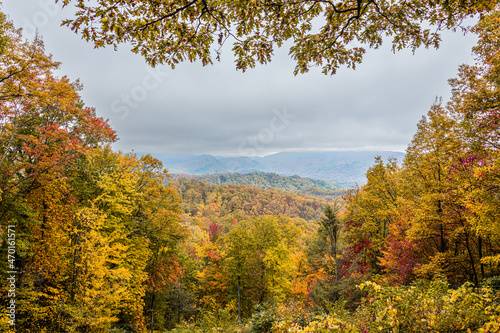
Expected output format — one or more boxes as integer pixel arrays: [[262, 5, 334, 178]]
[[153, 151, 405, 186], [170, 172, 345, 198]]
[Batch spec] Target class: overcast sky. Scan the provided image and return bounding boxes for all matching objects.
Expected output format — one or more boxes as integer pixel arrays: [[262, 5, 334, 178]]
[[3, 0, 479, 156]]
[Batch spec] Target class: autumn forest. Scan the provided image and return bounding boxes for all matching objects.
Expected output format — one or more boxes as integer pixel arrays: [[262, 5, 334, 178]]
[[2, 1, 500, 332]]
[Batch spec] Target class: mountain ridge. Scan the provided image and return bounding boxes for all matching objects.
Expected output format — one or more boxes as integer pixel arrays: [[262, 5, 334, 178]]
[[151, 151, 405, 186], [170, 172, 345, 198]]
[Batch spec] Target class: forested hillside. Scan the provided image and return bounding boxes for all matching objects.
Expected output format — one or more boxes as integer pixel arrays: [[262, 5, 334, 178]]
[[2, 3, 500, 333], [169, 178, 332, 221], [171, 172, 345, 198], [0, 15, 186, 331], [155, 151, 405, 186]]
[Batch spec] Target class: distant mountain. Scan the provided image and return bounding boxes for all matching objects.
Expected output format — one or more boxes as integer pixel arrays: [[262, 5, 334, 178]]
[[171, 172, 345, 198], [153, 151, 405, 186], [255, 151, 405, 186], [216, 156, 269, 173], [152, 153, 229, 174], [152, 153, 268, 174]]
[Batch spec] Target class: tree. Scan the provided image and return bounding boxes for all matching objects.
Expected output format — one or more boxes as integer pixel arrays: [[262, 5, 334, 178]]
[[379, 211, 422, 285], [319, 204, 341, 281], [223, 216, 296, 319], [197, 240, 231, 311], [0, 13, 188, 331], [445, 8, 500, 276], [0, 11, 9, 57], [63, 150, 185, 332], [59, 0, 499, 75], [0, 14, 117, 331], [342, 157, 401, 278], [399, 104, 484, 285]]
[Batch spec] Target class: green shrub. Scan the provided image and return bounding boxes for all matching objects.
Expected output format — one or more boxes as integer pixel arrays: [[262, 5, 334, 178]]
[[354, 279, 500, 332], [272, 279, 500, 333], [169, 306, 248, 333], [250, 304, 277, 333]]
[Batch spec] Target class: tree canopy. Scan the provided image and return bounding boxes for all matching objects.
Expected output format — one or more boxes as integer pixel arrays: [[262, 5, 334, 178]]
[[59, 0, 499, 75], [3, 3, 500, 332]]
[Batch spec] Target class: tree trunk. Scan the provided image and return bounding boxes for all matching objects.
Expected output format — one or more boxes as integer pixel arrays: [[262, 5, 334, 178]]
[[334, 239, 338, 281], [439, 223, 446, 253], [478, 236, 485, 280], [177, 281, 182, 324], [150, 293, 155, 333], [237, 276, 241, 322], [70, 246, 79, 302], [464, 231, 478, 286]]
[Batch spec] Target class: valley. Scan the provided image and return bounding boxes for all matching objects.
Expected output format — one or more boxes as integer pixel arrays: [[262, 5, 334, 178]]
[[155, 151, 405, 187]]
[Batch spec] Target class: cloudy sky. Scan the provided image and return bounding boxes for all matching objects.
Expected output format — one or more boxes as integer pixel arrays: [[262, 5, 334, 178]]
[[4, 0, 478, 156]]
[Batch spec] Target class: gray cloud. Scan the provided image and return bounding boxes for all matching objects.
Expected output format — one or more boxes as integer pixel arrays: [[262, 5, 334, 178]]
[[3, 0, 478, 156]]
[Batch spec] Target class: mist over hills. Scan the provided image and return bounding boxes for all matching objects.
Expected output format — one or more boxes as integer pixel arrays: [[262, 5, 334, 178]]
[[152, 151, 405, 186]]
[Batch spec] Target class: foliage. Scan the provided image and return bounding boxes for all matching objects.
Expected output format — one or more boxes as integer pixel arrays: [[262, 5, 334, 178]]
[[271, 280, 500, 333], [318, 204, 342, 280], [223, 216, 297, 316], [169, 306, 247, 333], [173, 172, 344, 198], [355, 279, 500, 332], [0, 13, 185, 332], [59, 0, 499, 75], [4, 3, 500, 332], [341, 7, 500, 288], [171, 177, 331, 223], [249, 303, 277, 333]]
